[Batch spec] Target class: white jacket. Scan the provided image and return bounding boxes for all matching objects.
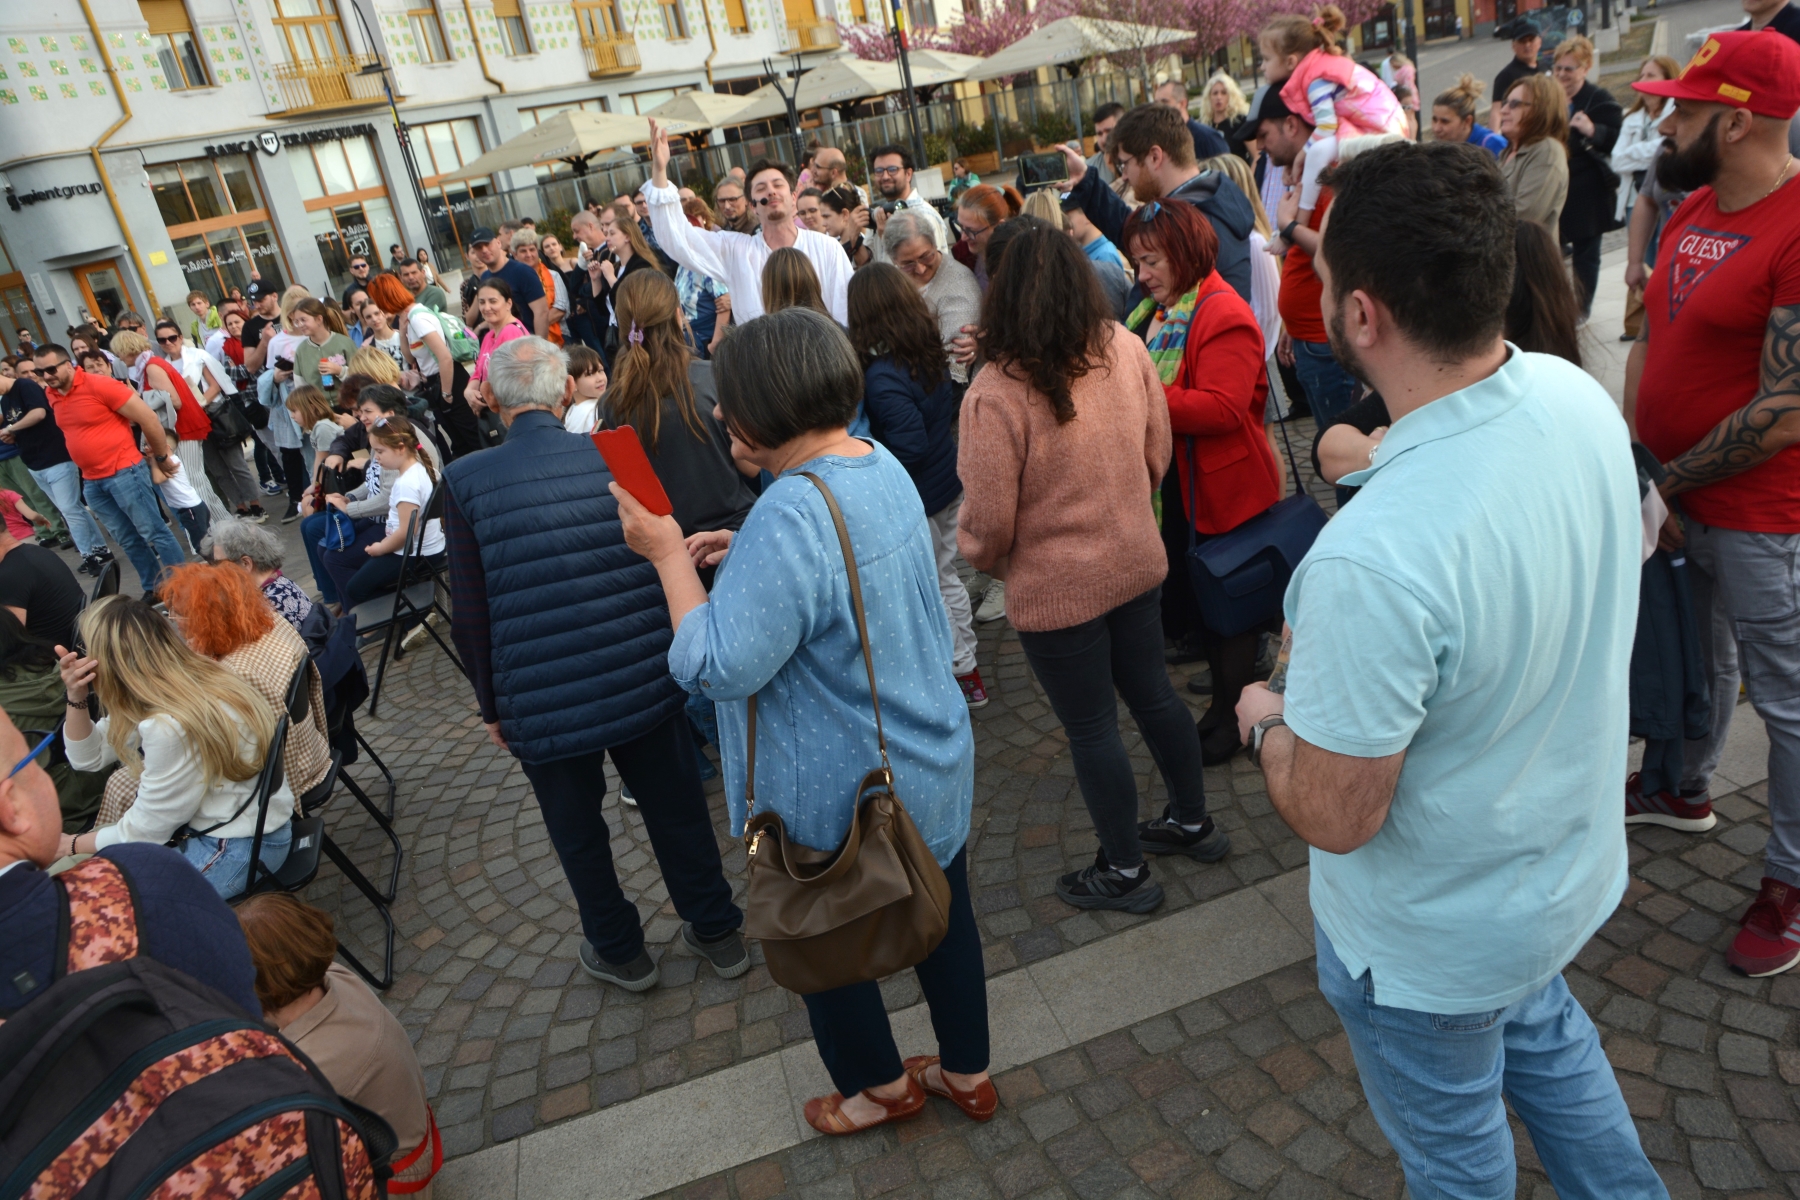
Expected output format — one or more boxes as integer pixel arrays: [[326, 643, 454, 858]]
[[76, 713, 293, 848], [1611, 107, 1665, 225]]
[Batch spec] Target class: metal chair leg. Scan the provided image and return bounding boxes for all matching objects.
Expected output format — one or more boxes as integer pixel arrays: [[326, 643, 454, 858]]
[[352, 729, 397, 819], [366, 609, 405, 718], [322, 832, 396, 990]]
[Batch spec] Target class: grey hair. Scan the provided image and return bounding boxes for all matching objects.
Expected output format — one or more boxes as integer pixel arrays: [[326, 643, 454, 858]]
[[204, 515, 283, 571], [570, 210, 601, 232], [510, 228, 541, 251], [485, 336, 568, 411], [882, 210, 935, 257]]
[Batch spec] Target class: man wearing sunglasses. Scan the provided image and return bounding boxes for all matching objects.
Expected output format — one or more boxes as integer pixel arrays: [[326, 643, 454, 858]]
[[0, 707, 263, 1018], [32, 344, 186, 600]]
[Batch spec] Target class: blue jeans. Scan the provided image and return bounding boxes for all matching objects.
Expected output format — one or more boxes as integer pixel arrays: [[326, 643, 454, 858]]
[[29, 459, 107, 556], [1291, 339, 1361, 428], [172, 503, 210, 557], [1315, 925, 1665, 1200], [301, 511, 377, 606], [82, 461, 187, 594], [181, 820, 292, 899]]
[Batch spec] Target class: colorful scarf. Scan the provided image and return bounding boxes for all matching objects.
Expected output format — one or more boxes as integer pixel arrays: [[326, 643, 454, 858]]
[[1127, 285, 1200, 385]]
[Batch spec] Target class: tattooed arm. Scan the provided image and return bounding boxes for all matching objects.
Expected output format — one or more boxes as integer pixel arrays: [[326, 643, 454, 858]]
[[1660, 304, 1800, 496]]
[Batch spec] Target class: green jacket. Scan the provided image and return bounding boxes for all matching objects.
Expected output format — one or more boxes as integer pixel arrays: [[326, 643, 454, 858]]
[[0, 662, 113, 832]]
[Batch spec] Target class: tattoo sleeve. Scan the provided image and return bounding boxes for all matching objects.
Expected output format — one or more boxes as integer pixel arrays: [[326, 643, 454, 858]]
[[1662, 304, 1800, 495]]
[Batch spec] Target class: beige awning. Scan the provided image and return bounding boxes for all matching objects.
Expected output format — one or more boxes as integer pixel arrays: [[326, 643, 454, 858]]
[[961, 16, 1192, 82], [639, 90, 759, 129], [722, 55, 967, 124], [436, 109, 703, 180]]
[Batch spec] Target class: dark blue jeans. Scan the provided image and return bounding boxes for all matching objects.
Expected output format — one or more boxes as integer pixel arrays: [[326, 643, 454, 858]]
[[1291, 339, 1361, 429], [299, 511, 368, 606], [83, 460, 187, 593], [319, 522, 387, 609], [519, 710, 741, 965], [802, 847, 988, 1097]]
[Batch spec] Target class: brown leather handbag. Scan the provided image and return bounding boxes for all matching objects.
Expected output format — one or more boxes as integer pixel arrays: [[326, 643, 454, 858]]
[[740, 472, 953, 996]]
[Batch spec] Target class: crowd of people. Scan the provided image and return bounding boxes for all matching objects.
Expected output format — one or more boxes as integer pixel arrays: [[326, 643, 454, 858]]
[[3, 1, 1800, 1193]]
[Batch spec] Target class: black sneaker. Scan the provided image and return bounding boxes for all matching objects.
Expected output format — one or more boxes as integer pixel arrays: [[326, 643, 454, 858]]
[[682, 922, 751, 979], [1138, 809, 1232, 861], [78, 553, 106, 576], [1057, 851, 1165, 913], [247, 506, 268, 524], [578, 941, 659, 991], [280, 503, 302, 524]]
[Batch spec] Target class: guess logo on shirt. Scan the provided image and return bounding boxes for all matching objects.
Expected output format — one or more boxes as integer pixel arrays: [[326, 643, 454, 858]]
[[1665, 225, 1752, 321]]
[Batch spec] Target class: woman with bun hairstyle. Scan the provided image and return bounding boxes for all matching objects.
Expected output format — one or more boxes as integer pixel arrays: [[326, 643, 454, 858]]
[[1431, 74, 1508, 156]]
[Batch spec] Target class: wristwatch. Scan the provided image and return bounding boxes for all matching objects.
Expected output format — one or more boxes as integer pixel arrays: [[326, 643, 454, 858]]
[[1249, 715, 1288, 769], [1281, 219, 1301, 242]]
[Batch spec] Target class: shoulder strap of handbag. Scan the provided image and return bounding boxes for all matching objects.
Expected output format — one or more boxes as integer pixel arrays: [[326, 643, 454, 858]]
[[744, 470, 891, 819]]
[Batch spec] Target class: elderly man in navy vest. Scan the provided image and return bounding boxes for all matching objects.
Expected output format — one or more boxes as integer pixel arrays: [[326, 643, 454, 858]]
[[442, 336, 747, 992]]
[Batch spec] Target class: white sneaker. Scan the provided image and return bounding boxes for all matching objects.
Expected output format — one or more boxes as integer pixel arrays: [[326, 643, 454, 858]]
[[974, 580, 1007, 624], [401, 614, 435, 651]]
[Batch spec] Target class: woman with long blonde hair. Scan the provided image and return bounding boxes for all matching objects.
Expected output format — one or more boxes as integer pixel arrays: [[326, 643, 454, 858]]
[[53, 595, 291, 897], [605, 271, 756, 553], [347, 344, 401, 387]]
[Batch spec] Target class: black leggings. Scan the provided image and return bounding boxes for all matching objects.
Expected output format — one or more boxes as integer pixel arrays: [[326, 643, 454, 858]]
[[1569, 234, 1604, 316], [419, 369, 482, 459], [801, 847, 988, 1097]]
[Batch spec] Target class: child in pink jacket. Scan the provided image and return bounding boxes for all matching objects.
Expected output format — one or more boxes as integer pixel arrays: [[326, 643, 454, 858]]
[[1260, 6, 1407, 218]]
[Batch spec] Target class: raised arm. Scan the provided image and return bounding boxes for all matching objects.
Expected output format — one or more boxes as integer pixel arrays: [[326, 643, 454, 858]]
[[1659, 304, 1800, 496], [642, 120, 730, 284]]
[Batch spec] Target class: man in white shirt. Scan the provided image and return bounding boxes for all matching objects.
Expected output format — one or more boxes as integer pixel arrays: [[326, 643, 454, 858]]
[[867, 144, 949, 265], [641, 120, 852, 324]]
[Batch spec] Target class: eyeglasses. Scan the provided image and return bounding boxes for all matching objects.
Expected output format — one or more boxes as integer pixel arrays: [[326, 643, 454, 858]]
[[6, 725, 59, 782], [1502, 98, 1528, 109], [870, 166, 906, 176], [895, 248, 940, 275]]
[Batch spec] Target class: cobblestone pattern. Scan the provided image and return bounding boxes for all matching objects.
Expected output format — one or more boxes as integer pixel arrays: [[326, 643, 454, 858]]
[[649, 781, 1800, 1200]]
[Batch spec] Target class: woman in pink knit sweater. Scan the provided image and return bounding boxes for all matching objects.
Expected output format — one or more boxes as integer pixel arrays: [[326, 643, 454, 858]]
[[957, 226, 1230, 916]]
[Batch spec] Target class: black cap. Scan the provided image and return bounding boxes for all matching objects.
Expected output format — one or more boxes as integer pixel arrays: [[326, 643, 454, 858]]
[[468, 227, 497, 246], [1239, 84, 1296, 135], [245, 280, 267, 300], [1508, 17, 1541, 39]]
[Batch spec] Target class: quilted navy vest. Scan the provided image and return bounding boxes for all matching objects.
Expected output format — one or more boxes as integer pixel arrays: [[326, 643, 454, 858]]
[[443, 409, 686, 763]]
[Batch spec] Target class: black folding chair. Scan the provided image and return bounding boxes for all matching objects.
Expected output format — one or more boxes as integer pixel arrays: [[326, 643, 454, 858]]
[[237, 657, 401, 990], [349, 486, 462, 717]]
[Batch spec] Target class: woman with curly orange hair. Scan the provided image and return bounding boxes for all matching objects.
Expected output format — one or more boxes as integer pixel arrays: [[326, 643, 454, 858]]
[[159, 562, 330, 799]]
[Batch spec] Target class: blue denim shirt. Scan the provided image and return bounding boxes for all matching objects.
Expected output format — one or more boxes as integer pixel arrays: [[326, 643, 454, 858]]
[[668, 443, 973, 867]]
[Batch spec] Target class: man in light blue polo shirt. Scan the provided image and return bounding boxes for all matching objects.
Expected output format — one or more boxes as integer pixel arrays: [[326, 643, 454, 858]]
[[1236, 142, 1663, 1198]]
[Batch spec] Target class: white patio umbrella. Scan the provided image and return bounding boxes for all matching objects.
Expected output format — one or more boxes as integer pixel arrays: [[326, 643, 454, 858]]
[[902, 48, 985, 82], [639, 90, 759, 130], [722, 55, 967, 124], [961, 16, 1192, 82], [437, 109, 703, 180]]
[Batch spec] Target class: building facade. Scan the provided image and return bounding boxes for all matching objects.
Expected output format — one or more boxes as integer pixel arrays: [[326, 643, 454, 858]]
[[0, 0, 844, 345]]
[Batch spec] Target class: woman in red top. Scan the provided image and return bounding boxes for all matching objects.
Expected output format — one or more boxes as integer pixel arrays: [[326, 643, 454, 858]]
[[1123, 200, 1280, 765], [115, 328, 227, 524]]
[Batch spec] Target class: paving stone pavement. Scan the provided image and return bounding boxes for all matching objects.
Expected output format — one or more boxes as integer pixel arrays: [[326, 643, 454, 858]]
[[287, 419, 1800, 1197], [641, 779, 1800, 1200]]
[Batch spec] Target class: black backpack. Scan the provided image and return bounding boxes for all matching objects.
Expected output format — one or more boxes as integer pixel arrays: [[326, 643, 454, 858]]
[[0, 856, 396, 1200]]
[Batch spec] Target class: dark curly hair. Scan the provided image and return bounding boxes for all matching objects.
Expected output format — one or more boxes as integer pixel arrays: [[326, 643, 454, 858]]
[[846, 264, 945, 393], [976, 224, 1112, 424]]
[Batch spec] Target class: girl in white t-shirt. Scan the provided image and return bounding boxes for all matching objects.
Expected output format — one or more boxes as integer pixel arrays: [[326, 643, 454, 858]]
[[560, 343, 609, 435], [320, 415, 443, 609]]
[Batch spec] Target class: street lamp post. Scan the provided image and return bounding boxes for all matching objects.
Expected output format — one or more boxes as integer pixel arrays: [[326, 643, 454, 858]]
[[888, 0, 929, 174], [764, 53, 810, 168], [348, 6, 443, 265]]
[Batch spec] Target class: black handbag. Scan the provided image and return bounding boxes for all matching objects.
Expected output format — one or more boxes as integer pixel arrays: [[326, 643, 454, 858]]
[[205, 394, 253, 444], [1183, 380, 1328, 638], [235, 390, 269, 430]]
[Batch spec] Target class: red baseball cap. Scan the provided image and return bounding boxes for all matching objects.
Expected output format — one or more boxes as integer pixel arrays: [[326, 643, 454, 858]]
[[1633, 29, 1800, 120]]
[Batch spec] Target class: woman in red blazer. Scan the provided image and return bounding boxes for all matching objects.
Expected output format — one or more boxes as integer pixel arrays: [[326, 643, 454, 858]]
[[1124, 199, 1280, 765]]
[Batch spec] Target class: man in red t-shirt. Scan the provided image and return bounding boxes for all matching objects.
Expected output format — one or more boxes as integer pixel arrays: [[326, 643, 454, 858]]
[[1624, 31, 1800, 977], [31, 344, 187, 599], [1251, 87, 1362, 430]]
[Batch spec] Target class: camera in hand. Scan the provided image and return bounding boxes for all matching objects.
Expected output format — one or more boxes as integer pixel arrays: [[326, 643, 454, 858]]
[[273, 355, 295, 372], [1016, 152, 1070, 191], [873, 199, 900, 214]]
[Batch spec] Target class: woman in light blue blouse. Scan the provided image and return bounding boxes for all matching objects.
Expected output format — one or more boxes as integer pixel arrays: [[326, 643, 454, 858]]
[[612, 307, 991, 1138]]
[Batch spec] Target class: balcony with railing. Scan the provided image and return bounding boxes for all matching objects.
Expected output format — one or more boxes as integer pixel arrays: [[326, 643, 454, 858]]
[[784, 18, 841, 50], [270, 52, 388, 114], [580, 31, 642, 77]]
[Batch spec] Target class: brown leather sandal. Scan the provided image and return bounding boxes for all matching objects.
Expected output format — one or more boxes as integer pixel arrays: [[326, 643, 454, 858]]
[[803, 1074, 927, 1135], [904, 1055, 998, 1122]]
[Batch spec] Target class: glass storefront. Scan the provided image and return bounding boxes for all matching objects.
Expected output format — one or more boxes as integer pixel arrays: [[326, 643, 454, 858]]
[[0, 233, 47, 354], [415, 118, 497, 267], [291, 134, 400, 299], [150, 154, 291, 303]]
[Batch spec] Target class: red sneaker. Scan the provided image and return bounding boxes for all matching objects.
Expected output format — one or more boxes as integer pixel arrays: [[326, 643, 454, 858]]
[[957, 669, 989, 710], [1624, 771, 1716, 832], [1728, 877, 1800, 977]]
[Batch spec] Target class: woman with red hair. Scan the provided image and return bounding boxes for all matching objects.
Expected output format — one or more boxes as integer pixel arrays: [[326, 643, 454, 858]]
[[951, 184, 1021, 287], [1123, 199, 1280, 766], [159, 561, 330, 800], [365, 272, 480, 459]]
